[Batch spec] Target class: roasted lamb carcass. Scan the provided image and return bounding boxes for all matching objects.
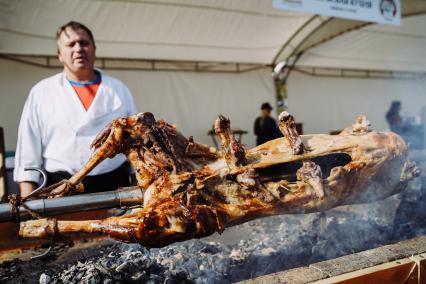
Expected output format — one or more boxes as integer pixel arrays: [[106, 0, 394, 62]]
[[20, 112, 419, 247]]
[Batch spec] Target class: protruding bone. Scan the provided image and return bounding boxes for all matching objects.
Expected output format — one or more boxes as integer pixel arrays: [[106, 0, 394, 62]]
[[340, 115, 370, 136], [19, 218, 103, 238], [401, 160, 421, 182], [39, 118, 129, 198], [278, 111, 306, 155], [278, 112, 325, 199], [214, 115, 245, 170], [75, 113, 156, 187], [296, 161, 324, 200]]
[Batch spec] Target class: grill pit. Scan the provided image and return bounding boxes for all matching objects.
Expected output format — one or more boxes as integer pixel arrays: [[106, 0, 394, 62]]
[[1, 180, 425, 284]]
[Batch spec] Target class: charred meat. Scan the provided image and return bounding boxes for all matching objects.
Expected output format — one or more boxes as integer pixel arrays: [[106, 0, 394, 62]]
[[20, 112, 419, 247]]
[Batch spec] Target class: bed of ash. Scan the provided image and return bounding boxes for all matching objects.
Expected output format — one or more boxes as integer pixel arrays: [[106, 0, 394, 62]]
[[1, 180, 426, 284]]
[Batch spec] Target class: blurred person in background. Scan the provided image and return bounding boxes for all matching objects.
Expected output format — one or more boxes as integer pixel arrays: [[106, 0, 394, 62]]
[[386, 100, 423, 149], [386, 100, 403, 133], [254, 103, 282, 146]]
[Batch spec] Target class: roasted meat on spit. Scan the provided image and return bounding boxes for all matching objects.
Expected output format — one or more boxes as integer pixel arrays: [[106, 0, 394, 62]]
[[20, 112, 419, 247]]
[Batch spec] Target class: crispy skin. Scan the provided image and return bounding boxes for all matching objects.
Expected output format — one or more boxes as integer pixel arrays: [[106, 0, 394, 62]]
[[19, 113, 419, 247]]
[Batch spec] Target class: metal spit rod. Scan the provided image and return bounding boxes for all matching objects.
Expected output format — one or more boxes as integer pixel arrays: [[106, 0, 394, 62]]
[[0, 186, 145, 223]]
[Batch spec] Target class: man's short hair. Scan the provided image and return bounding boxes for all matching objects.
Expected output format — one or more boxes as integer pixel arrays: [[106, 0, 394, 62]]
[[56, 21, 95, 46]]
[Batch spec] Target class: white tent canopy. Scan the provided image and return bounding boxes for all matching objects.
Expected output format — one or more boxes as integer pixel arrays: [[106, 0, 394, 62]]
[[0, 0, 311, 64], [1, 0, 424, 70], [297, 14, 426, 72], [1, 0, 426, 151]]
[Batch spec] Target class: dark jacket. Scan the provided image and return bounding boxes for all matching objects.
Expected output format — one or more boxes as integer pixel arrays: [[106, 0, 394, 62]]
[[254, 116, 282, 146]]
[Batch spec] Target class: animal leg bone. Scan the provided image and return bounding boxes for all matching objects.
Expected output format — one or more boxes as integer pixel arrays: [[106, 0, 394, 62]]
[[214, 115, 246, 170], [278, 111, 325, 199], [278, 111, 306, 155]]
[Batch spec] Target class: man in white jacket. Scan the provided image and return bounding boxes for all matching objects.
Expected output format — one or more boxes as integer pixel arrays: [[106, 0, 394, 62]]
[[14, 21, 137, 197]]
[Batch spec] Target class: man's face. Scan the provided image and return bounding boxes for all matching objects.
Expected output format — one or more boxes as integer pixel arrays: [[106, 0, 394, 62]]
[[57, 27, 96, 75], [261, 109, 271, 117]]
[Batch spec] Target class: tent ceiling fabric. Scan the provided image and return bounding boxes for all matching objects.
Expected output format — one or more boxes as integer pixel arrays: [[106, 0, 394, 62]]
[[296, 14, 426, 72], [273, 0, 426, 64], [0, 0, 311, 64], [1, 0, 425, 70]]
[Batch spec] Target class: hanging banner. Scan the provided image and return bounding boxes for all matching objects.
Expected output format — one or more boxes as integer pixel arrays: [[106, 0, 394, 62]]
[[272, 0, 400, 25]]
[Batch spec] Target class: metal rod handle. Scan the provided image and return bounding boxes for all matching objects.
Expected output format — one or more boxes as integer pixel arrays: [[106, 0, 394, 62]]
[[0, 186, 144, 222]]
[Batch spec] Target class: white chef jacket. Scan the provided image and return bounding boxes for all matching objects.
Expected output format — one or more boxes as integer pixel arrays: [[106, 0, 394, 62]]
[[14, 71, 138, 183]]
